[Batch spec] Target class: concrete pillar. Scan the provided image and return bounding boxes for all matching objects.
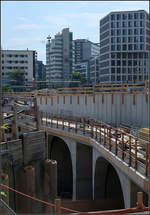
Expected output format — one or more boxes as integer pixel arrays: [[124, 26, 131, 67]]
[[0, 173, 9, 214], [115, 168, 131, 208], [16, 165, 35, 214], [44, 159, 57, 213]]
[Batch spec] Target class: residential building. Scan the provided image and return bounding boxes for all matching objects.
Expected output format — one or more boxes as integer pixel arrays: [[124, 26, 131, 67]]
[[46, 28, 74, 87], [1, 49, 37, 86], [99, 10, 150, 84], [74, 39, 100, 64]]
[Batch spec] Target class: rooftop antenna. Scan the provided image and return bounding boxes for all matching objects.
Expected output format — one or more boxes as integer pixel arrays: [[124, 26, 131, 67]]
[[47, 35, 51, 42]]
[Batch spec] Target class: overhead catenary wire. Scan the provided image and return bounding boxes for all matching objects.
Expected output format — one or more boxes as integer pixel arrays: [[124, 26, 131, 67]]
[[0, 184, 149, 215]]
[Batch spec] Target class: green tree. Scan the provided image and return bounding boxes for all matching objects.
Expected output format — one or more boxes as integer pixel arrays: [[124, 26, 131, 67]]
[[7, 68, 25, 85], [2, 84, 13, 92], [69, 72, 82, 87]]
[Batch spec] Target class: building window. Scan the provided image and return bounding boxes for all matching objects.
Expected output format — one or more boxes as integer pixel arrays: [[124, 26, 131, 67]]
[[140, 12, 145, 19], [111, 14, 115, 20], [144, 53, 148, 58], [117, 45, 121, 51], [111, 22, 115, 28], [111, 30, 115, 36], [134, 29, 139, 35], [128, 44, 133, 50], [117, 29, 121, 35], [122, 53, 127, 58], [117, 53, 120, 58], [117, 37, 121, 43], [140, 21, 144, 27], [128, 75, 132, 80], [128, 21, 133, 27], [117, 60, 120, 66], [128, 60, 132, 66], [134, 13, 139, 19], [122, 68, 126, 73], [111, 76, 115, 81], [122, 45, 127, 50], [122, 37, 127, 43], [140, 28, 144, 35], [122, 14, 127, 20], [117, 22, 121, 28], [134, 21, 139, 27], [140, 44, 144, 50], [128, 68, 132, 74], [128, 37, 133, 43], [111, 60, 115, 66], [140, 36, 144, 42], [133, 53, 137, 59], [117, 14, 121, 20], [128, 13, 133, 19], [123, 29, 127, 35], [134, 37, 139, 42], [128, 29, 133, 35], [111, 68, 115, 73], [122, 76, 126, 81], [123, 61, 126, 66], [117, 68, 120, 73], [111, 37, 115, 43], [133, 61, 137, 66], [111, 45, 115, 51], [117, 76, 121, 81], [122, 21, 127, 27], [111, 53, 115, 58]]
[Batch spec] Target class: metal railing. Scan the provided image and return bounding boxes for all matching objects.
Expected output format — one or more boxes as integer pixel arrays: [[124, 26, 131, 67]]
[[40, 112, 149, 178]]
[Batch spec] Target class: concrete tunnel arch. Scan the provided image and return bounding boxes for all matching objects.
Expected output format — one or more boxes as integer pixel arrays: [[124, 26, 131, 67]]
[[49, 136, 73, 199], [94, 157, 125, 209]]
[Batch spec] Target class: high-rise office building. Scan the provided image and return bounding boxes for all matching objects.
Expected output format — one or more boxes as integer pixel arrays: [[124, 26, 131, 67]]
[[74, 39, 100, 64], [46, 28, 74, 87], [99, 10, 150, 83]]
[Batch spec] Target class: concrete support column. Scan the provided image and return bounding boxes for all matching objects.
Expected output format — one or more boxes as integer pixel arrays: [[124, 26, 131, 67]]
[[44, 159, 57, 213], [16, 165, 35, 214], [0, 173, 9, 214], [115, 168, 131, 208]]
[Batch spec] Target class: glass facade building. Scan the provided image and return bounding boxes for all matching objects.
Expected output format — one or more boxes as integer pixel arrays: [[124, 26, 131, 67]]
[[99, 10, 150, 83]]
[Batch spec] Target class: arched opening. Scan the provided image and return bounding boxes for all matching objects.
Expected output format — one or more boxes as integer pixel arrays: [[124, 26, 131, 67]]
[[49, 136, 73, 199], [94, 157, 124, 210]]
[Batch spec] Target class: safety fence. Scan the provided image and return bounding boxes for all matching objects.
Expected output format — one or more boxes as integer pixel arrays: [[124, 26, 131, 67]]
[[3, 81, 149, 99], [40, 112, 149, 177], [0, 184, 149, 214]]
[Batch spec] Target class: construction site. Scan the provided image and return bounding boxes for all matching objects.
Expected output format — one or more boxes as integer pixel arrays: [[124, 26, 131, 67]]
[[0, 82, 150, 214]]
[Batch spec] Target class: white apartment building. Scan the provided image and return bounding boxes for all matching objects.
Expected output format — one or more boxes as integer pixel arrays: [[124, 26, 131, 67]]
[[1, 49, 37, 84], [46, 28, 74, 87]]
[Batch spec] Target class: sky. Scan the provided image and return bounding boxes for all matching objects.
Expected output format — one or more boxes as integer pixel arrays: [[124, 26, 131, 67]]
[[1, 1, 149, 63]]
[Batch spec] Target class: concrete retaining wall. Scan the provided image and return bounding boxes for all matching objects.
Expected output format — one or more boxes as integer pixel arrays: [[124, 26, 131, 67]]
[[38, 93, 148, 128]]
